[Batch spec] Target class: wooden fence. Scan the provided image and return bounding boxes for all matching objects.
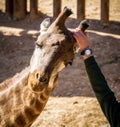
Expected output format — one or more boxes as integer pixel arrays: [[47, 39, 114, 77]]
[[5, 0, 109, 24], [54, 0, 109, 25]]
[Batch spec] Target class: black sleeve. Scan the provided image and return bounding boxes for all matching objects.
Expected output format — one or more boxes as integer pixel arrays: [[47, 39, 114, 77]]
[[84, 56, 120, 127]]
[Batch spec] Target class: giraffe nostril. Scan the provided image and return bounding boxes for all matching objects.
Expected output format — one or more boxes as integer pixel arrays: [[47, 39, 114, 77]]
[[35, 72, 48, 83], [36, 73, 39, 79], [39, 76, 48, 83]]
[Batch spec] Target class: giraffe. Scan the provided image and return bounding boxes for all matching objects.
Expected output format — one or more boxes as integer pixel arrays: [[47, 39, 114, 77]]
[[0, 7, 88, 127], [0, 18, 52, 127]]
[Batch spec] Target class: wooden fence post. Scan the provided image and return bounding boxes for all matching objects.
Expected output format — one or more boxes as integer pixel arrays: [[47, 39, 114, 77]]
[[13, 0, 27, 20], [53, 0, 61, 18], [30, 0, 38, 19], [101, 0, 109, 25], [5, 0, 13, 18], [6, 0, 27, 20], [77, 0, 85, 20]]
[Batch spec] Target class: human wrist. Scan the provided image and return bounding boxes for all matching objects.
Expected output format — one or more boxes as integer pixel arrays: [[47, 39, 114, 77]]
[[82, 54, 93, 60], [80, 48, 93, 60]]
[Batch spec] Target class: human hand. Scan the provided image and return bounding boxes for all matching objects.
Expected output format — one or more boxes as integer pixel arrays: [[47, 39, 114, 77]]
[[73, 29, 90, 51]]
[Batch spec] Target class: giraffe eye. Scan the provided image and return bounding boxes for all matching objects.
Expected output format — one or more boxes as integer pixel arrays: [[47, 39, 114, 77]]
[[36, 43, 43, 49], [52, 41, 60, 46]]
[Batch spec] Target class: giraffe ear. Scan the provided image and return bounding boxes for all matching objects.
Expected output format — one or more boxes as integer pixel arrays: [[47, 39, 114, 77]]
[[40, 18, 51, 34]]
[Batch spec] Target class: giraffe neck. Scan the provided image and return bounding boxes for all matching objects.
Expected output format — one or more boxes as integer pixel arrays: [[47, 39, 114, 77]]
[[0, 68, 52, 127], [0, 67, 30, 92]]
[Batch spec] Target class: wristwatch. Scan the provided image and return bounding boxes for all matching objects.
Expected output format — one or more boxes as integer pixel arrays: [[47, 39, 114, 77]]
[[81, 48, 92, 56]]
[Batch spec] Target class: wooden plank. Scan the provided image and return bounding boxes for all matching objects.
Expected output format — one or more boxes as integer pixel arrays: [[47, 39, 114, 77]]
[[53, 0, 61, 18], [13, 0, 27, 20], [101, 0, 109, 25], [30, 0, 38, 19], [77, 0, 85, 20], [5, 0, 13, 18]]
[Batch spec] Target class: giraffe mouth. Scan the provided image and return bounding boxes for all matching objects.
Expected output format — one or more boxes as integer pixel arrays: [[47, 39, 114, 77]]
[[28, 79, 48, 93]]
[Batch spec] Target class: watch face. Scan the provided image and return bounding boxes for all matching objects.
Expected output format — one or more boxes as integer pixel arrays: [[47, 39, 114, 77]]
[[85, 49, 91, 55], [81, 48, 92, 56]]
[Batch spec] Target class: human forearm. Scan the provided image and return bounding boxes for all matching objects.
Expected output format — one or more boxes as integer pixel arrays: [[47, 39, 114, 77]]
[[84, 56, 112, 102], [84, 56, 120, 126]]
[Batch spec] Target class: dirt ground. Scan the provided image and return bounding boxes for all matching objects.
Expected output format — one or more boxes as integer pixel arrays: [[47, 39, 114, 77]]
[[0, 0, 120, 127]]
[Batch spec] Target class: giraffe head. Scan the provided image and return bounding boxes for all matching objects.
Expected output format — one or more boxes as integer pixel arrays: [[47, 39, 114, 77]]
[[28, 7, 82, 93]]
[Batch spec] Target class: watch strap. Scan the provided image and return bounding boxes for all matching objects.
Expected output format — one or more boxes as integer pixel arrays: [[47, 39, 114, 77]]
[[81, 48, 92, 55]]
